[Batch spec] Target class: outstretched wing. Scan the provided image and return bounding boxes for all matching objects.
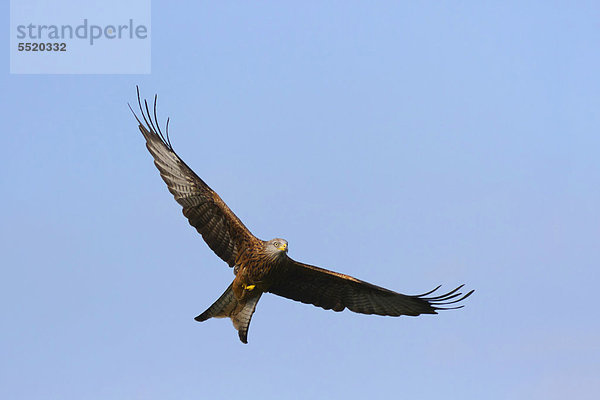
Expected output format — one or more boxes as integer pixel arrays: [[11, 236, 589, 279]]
[[131, 87, 256, 267], [268, 258, 473, 316]]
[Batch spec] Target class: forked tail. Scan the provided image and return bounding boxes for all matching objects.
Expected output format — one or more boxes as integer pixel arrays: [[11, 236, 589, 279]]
[[194, 283, 262, 344]]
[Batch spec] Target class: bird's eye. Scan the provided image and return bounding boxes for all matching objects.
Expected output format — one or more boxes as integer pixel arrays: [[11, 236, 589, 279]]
[[273, 242, 280, 248]]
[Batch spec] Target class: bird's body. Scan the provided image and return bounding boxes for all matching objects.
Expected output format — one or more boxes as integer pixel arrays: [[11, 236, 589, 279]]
[[231, 240, 282, 300], [131, 88, 473, 344]]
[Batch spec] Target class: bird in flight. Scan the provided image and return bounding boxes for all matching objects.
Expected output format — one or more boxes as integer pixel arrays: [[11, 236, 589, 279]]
[[131, 88, 474, 344]]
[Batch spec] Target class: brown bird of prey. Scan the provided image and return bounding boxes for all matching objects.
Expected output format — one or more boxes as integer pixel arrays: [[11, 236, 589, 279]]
[[131, 88, 474, 344]]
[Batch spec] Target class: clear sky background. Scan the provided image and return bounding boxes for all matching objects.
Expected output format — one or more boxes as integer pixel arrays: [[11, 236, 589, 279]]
[[2, 2, 599, 399]]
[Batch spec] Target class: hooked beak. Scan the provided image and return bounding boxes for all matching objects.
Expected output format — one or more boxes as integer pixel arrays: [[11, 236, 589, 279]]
[[278, 243, 288, 253]]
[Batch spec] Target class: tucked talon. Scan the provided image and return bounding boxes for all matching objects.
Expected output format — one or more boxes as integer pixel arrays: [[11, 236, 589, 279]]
[[243, 284, 256, 291]]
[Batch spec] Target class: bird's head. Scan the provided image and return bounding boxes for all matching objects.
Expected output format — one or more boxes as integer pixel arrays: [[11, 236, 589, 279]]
[[265, 238, 288, 258]]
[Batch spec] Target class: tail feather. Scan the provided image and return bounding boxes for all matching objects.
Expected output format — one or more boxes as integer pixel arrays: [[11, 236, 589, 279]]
[[194, 283, 236, 321], [194, 283, 262, 344], [233, 293, 262, 344]]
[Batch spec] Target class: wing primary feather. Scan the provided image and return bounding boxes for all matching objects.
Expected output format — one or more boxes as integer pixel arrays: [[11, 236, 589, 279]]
[[144, 99, 160, 139], [153, 95, 165, 140], [136, 87, 154, 135], [165, 117, 172, 148], [128, 88, 146, 128], [436, 287, 469, 301], [128, 103, 144, 127], [426, 291, 464, 303], [440, 292, 470, 304], [428, 289, 474, 309], [152, 94, 171, 148], [434, 305, 465, 311], [421, 285, 464, 300], [415, 285, 443, 297]]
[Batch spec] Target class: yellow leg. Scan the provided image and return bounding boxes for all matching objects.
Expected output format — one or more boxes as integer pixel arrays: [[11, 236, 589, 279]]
[[243, 284, 256, 291]]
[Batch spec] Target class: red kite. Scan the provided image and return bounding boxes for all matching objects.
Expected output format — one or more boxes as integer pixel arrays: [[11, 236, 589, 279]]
[[131, 88, 473, 344]]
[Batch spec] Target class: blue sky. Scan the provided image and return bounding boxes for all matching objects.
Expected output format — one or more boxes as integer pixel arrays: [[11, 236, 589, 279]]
[[2, 2, 599, 399]]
